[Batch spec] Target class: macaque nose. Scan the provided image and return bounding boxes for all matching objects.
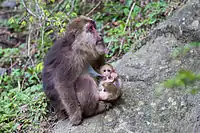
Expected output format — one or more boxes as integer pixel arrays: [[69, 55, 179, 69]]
[[99, 33, 103, 37], [105, 72, 110, 76]]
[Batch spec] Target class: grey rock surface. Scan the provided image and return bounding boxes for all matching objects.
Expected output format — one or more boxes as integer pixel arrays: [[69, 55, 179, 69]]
[[1, 0, 17, 8], [0, 68, 6, 76], [53, 0, 200, 133]]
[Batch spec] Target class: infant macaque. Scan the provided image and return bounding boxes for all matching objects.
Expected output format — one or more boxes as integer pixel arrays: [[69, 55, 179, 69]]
[[88, 63, 122, 102], [98, 64, 122, 102]]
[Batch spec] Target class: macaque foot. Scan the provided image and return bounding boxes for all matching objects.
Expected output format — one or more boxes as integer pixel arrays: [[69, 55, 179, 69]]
[[105, 102, 112, 110], [69, 108, 82, 126], [96, 101, 112, 114], [56, 109, 68, 120]]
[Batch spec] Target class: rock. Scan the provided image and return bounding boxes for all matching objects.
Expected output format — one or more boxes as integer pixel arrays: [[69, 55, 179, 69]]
[[52, 0, 200, 132], [0, 68, 6, 76], [1, 0, 18, 8], [188, 20, 199, 30]]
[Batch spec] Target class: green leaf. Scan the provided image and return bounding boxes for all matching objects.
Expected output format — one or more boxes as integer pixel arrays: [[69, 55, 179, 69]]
[[135, 22, 143, 28], [133, 5, 141, 17], [35, 62, 44, 73], [123, 8, 129, 16], [189, 42, 200, 47]]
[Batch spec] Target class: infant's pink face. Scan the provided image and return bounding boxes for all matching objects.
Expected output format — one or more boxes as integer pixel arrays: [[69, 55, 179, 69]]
[[99, 88, 111, 100], [101, 68, 112, 77], [100, 64, 114, 77], [100, 64, 118, 83]]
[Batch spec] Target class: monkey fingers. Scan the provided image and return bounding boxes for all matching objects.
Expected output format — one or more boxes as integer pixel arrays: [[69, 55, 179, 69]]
[[111, 72, 118, 78], [105, 102, 112, 110], [95, 101, 112, 114], [105, 76, 115, 83]]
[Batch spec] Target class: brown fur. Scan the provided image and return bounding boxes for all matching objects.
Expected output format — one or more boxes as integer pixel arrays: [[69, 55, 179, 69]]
[[42, 16, 110, 126], [75, 74, 111, 117], [98, 64, 122, 102]]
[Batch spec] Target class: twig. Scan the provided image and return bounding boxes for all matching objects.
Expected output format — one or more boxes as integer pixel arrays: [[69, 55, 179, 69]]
[[41, 24, 45, 58], [118, 38, 125, 56], [8, 60, 18, 70], [21, 0, 37, 17], [27, 24, 32, 57], [21, 0, 60, 28], [14, 42, 21, 48], [124, 2, 135, 32], [107, 41, 112, 49], [0, 29, 11, 35], [0, 10, 22, 15], [118, 2, 135, 55], [35, 0, 44, 19], [86, 1, 101, 16], [100, 22, 110, 31], [67, 0, 75, 15], [49, 0, 65, 17], [0, 39, 16, 47]]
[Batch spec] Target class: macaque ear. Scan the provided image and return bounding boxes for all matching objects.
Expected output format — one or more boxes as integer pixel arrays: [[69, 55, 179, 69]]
[[87, 23, 95, 32]]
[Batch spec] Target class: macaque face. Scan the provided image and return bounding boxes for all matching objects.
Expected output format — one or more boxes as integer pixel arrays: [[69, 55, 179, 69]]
[[100, 64, 118, 83], [75, 18, 105, 57], [98, 82, 121, 101], [86, 21, 105, 55], [99, 88, 112, 101], [100, 64, 113, 77]]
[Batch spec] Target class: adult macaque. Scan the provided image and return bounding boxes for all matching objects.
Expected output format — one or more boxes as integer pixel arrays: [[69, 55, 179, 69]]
[[42, 16, 111, 126]]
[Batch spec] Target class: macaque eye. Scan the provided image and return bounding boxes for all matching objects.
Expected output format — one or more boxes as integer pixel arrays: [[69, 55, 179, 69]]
[[103, 89, 106, 92], [90, 20, 97, 29], [88, 25, 94, 32], [107, 69, 111, 72], [87, 21, 97, 33], [103, 69, 106, 72]]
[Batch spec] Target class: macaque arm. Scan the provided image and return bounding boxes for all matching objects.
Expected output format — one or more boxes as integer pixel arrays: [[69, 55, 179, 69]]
[[91, 55, 105, 71], [95, 101, 111, 114], [114, 78, 123, 89], [88, 64, 103, 77], [55, 62, 83, 125], [55, 79, 82, 125]]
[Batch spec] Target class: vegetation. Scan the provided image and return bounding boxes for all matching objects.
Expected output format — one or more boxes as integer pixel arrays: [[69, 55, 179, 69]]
[[0, 0, 172, 132], [163, 42, 200, 94]]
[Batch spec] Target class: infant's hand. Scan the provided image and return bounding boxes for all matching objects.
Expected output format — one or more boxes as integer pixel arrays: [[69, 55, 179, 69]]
[[111, 72, 118, 78], [105, 76, 114, 83]]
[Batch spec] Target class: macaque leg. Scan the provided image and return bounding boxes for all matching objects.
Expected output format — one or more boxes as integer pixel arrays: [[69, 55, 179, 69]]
[[56, 82, 82, 126], [95, 101, 112, 115], [56, 105, 68, 119], [75, 74, 111, 117]]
